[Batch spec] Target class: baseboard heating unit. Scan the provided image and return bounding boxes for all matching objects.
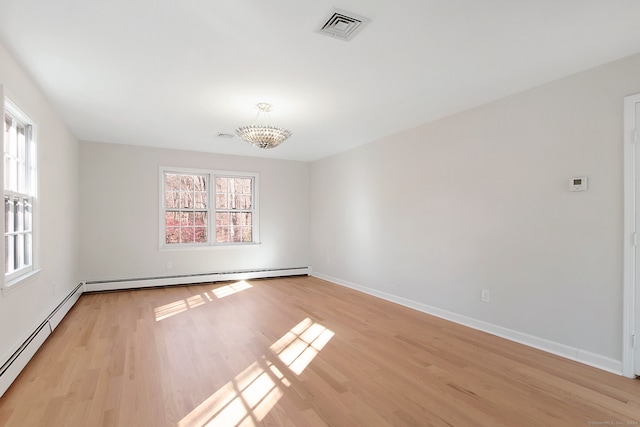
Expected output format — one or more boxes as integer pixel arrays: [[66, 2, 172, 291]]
[[0, 282, 83, 397], [84, 266, 311, 292]]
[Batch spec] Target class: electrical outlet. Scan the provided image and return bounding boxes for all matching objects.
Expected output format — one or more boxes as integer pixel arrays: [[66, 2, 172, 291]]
[[481, 289, 490, 303], [166, 262, 173, 270]]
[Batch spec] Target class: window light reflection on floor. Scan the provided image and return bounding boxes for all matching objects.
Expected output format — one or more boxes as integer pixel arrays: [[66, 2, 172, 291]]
[[153, 281, 253, 321], [178, 318, 334, 426], [178, 357, 286, 427], [154, 300, 188, 321], [269, 318, 335, 375], [212, 281, 253, 298]]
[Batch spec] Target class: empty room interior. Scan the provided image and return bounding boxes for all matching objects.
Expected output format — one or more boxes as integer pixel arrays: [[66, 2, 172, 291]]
[[2, 1, 640, 426]]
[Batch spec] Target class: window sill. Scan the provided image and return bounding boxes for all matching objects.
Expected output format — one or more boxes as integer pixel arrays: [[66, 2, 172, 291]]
[[159, 242, 262, 251], [2, 268, 42, 296]]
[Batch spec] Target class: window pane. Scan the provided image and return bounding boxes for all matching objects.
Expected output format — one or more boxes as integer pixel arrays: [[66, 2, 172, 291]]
[[180, 212, 194, 226], [5, 235, 13, 272], [8, 124, 18, 158], [14, 233, 23, 269], [194, 175, 207, 192], [166, 227, 180, 244], [227, 212, 252, 227], [24, 233, 32, 266], [216, 225, 230, 243], [181, 175, 194, 191], [240, 178, 252, 193], [195, 227, 207, 243], [14, 199, 22, 232], [165, 192, 179, 209], [228, 212, 239, 226], [240, 195, 252, 209], [194, 192, 207, 209], [5, 156, 16, 192], [165, 174, 180, 191], [242, 227, 252, 242], [16, 126, 24, 159], [232, 226, 243, 242], [181, 228, 195, 244], [7, 196, 14, 232], [4, 156, 9, 192], [216, 193, 227, 209], [195, 212, 207, 226], [216, 212, 229, 226], [17, 162, 25, 193], [216, 177, 228, 194], [180, 192, 193, 209], [165, 212, 180, 227], [24, 199, 32, 231], [4, 196, 10, 232]]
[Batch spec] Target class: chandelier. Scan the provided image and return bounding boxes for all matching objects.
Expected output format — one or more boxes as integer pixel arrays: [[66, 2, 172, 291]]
[[235, 103, 292, 149]]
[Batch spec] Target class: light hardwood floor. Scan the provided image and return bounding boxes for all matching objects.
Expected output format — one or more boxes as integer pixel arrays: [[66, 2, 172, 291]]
[[0, 276, 639, 426]]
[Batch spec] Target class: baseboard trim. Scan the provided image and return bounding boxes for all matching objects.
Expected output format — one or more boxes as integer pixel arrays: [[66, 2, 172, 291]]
[[85, 267, 311, 292], [311, 272, 622, 376], [0, 282, 83, 397]]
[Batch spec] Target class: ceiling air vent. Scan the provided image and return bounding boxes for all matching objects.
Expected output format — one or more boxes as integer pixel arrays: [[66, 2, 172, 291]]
[[316, 9, 370, 41]]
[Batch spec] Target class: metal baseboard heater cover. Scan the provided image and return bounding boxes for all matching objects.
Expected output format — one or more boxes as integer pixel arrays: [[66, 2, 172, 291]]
[[0, 267, 309, 396], [0, 282, 83, 397], [84, 266, 311, 292]]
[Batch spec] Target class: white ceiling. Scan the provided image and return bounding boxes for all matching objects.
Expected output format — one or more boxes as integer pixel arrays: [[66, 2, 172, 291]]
[[1, 1, 640, 162]]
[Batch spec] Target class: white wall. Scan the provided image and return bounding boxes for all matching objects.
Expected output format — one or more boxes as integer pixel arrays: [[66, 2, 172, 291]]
[[80, 141, 310, 282], [311, 53, 640, 371], [0, 43, 80, 363]]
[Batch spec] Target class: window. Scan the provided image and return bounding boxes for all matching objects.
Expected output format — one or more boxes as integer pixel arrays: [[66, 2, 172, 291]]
[[164, 172, 209, 245], [215, 176, 254, 243], [160, 168, 258, 247], [3, 99, 37, 284]]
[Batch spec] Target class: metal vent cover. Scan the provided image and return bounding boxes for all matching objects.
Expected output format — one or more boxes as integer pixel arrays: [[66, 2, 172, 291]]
[[317, 9, 370, 41]]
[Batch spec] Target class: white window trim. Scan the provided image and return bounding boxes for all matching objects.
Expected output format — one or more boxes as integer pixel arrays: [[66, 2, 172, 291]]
[[158, 166, 260, 250], [2, 94, 39, 289]]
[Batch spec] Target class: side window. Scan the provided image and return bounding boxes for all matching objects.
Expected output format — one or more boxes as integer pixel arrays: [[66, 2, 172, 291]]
[[3, 99, 37, 285]]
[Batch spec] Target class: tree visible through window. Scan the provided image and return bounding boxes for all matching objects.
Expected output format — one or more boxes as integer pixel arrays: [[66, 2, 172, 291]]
[[215, 176, 254, 243], [164, 173, 208, 244], [161, 169, 257, 247]]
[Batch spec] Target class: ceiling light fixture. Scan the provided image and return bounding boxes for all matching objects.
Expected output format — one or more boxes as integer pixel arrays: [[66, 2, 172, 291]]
[[235, 103, 292, 149]]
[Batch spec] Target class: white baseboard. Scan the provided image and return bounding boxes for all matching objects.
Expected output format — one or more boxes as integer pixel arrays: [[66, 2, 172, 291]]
[[0, 324, 50, 398], [85, 267, 311, 292], [0, 283, 83, 397], [311, 272, 622, 376]]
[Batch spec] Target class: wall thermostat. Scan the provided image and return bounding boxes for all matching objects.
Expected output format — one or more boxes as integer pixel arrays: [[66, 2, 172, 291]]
[[570, 176, 588, 191]]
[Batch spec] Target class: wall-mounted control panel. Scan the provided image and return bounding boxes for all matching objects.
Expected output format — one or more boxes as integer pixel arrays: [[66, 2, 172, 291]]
[[569, 176, 588, 192]]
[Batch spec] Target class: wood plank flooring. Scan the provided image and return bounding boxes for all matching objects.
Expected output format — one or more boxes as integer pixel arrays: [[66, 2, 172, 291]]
[[0, 275, 639, 426]]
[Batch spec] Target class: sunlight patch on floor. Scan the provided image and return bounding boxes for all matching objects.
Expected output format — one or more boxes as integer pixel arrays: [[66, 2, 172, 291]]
[[178, 358, 285, 427], [153, 281, 252, 321], [212, 281, 253, 299], [154, 300, 188, 321], [270, 318, 335, 375], [178, 318, 334, 426]]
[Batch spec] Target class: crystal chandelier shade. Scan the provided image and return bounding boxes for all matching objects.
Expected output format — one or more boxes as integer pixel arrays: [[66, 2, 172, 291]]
[[235, 103, 292, 149]]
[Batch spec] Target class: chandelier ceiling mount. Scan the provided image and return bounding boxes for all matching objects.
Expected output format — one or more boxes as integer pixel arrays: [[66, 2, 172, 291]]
[[235, 103, 292, 149]]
